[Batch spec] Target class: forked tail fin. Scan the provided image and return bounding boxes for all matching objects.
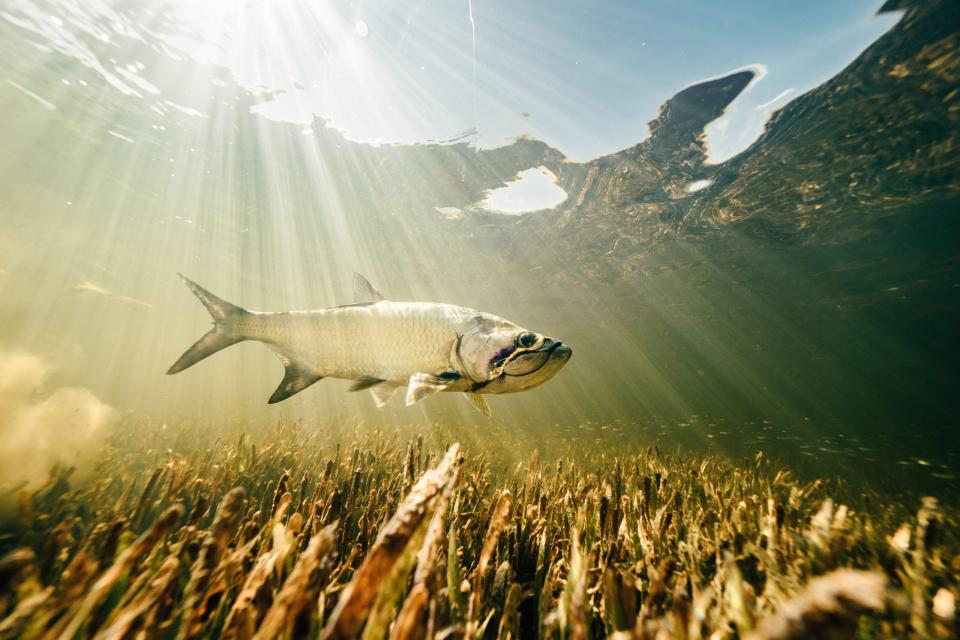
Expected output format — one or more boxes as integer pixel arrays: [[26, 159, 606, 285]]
[[167, 274, 250, 374]]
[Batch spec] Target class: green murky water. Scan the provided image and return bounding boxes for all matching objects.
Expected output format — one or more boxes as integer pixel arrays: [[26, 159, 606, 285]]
[[0, 0, 957, 502]]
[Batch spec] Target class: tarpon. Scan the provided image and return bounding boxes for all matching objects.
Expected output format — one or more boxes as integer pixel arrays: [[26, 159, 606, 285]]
[[167, 274, 572, 415]]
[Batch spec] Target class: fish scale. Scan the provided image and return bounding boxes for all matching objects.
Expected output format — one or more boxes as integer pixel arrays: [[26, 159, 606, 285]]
[[242, 303, 468, 382]]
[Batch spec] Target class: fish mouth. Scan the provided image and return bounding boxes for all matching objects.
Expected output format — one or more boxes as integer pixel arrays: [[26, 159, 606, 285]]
[[503, 339, 571, 376]]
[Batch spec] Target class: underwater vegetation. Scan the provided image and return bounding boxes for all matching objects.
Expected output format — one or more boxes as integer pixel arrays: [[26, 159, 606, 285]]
[[0, 423, 956, 639]]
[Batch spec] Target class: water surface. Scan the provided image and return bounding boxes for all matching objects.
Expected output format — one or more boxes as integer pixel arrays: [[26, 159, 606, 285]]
[[0, 0, 957, 500]]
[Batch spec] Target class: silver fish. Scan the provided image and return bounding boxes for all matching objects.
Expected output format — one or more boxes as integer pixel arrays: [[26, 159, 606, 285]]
[[167, 274, 572, 415]]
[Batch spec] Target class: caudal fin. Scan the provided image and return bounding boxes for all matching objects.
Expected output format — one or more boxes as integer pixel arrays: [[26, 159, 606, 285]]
[[167, 275, 249, 374]]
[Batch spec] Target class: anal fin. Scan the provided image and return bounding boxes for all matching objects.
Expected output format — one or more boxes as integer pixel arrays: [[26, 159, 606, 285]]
[[269, 355, 323, 404]]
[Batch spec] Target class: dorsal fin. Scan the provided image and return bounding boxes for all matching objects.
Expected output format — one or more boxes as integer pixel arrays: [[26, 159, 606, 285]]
[[269, 354, 323, 404], [353, 273, 385, 303]]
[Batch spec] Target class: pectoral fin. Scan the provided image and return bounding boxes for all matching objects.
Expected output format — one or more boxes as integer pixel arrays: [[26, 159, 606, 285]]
[[269, 355, 323, 404], [405, 372, 458, 406], [465, 393, 492, 417], [370, 384, 399, 408]]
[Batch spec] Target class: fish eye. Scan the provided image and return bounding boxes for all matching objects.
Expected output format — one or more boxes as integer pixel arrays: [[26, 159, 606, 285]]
[[515, 332, 538, 349]]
